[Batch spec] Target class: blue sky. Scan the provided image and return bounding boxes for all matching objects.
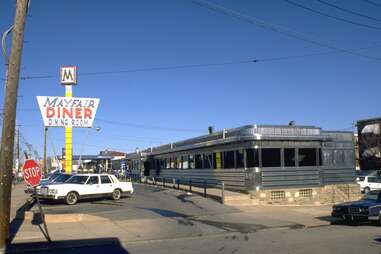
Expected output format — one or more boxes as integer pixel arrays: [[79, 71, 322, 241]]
[[1, 0, 380, 158]]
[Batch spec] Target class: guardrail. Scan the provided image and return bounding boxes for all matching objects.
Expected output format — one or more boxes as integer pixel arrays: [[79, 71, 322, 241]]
[[132, 174, 226, 204]]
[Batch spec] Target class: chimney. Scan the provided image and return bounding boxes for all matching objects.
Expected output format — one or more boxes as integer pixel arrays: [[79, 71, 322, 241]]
[[208, 126, 214, 134]]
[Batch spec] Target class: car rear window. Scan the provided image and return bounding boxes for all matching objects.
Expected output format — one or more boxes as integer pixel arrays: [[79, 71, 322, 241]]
[[357, 176, 365, 182], [100, 176, 112, 184]]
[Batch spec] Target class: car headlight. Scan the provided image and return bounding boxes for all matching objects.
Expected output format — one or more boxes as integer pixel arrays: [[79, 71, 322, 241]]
[[48, 189, 58, 195]]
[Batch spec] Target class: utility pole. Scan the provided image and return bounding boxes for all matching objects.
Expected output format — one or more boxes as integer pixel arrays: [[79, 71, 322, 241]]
[[43, 127, 48, 175], [15, 125, 20, 174], [0, 0, 29, 251]]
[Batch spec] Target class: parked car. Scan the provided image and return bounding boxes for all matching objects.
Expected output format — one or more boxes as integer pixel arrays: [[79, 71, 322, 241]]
[[26, 173, 72, 193], [331, 190, 381, 224], [356, 175, 381, 193], [37, 174, 134, 205]]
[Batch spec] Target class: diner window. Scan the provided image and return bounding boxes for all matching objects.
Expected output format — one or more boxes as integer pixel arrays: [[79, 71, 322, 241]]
[[177, 157, 182, 169], [262, 148, 281, 167], [165, 158, 170, 169], [203, 153, 213, 169], [182, 155, 189, 169], [159, 159, 165, 169], [170, 158, 175, 169], [214, 152, 222, 169], [236, 150, 244, 168], [246, 148, 259, 167], [298, 148, 317, 167], [223, 150, 235, 169], [318, 149, 323, 166], [344, 150, 354, 166], [284, 148, 296, 167], [195, 154, 203, 168], [333, 150, 344, 166], [189, 155, 195, 169], [323, 150, 333, 166]]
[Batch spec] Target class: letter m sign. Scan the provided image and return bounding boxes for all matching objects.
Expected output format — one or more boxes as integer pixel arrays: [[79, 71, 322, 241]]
[[61, 66, 77, 85]]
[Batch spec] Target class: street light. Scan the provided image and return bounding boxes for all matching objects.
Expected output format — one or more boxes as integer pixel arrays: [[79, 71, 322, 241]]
[[77, 126, 101, 172]]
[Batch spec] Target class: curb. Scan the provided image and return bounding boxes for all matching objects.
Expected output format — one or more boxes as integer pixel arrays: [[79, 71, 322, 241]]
[[6, 238, 120, 254], [23, 212, 110, 223]]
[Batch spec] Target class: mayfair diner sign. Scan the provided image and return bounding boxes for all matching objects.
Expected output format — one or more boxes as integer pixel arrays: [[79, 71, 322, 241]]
[[37, 96, 100, 128]]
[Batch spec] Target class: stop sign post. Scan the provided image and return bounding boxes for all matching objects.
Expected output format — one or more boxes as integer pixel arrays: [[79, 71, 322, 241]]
[[22, 159, 51, 242], [22, 159, 42, 187]]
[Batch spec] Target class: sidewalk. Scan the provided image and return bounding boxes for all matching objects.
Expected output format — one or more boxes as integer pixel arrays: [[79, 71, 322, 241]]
[[10, 204, 333, 245], [10, 183, 32, 220], [7, 184, 334, 253]]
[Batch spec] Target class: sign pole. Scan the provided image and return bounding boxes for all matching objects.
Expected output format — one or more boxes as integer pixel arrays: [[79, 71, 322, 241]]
[[65, 85, 73, 174], [33, 186, 51, 242]]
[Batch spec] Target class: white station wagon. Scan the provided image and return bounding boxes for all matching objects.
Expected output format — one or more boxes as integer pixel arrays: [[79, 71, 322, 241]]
[[37, 174, 134, 205]]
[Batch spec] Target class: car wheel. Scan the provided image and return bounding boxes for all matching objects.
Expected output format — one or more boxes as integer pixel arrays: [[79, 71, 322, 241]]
[[112, 189, 121, 200], [65, 191, 79, 205], [364, 187, 370, 194]]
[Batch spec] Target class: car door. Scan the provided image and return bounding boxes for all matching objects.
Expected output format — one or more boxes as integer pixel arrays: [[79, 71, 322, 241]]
[[83, 176, 101, 197], [100, 175, 114, 195], [373, 177, 381, 190], [368, 177, 381, 190]]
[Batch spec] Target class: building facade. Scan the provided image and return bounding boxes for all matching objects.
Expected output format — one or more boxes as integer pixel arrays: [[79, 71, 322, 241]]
[[127, 124, 357, 198], [357, 118, 381, 171]]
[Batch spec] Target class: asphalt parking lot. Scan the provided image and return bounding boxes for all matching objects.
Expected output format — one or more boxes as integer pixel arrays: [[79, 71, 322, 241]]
[[9, 183, 381, 254], [34, 184, 239, 221]]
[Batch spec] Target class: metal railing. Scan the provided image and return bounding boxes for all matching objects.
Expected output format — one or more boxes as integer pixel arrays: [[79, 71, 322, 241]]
[[132, 174, 226, 204]]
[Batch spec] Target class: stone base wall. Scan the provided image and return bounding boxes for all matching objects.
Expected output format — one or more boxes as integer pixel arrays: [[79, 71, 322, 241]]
[[250, 184, 362, 205]]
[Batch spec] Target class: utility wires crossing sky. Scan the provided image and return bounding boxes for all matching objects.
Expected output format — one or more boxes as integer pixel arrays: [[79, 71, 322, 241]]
[[189, 0, 381, 61], [317, 0, 381, 22], [1, 43, 380, 82], [284, 0, 381, 30]]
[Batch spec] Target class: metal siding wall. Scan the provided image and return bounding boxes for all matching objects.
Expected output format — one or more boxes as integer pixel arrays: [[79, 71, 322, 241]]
[[261, 166, 321, 189], [158, 169, 247, 190], [322, 167, 356, 184]]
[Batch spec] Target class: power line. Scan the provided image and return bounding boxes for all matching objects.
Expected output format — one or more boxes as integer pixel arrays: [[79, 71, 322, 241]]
[[96, 118, 206, 133], [317, 0, 381, 22], [48, 137, 135, 152], [362, 0, 381, 7], [17, 60, 256, 80], [2, 42, 381, 82], [284, 0, 381, 30], [189, 0, 381, 61]]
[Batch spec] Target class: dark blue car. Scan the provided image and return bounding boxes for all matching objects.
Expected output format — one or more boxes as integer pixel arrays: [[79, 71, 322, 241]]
[[332, 190, 381, 224]]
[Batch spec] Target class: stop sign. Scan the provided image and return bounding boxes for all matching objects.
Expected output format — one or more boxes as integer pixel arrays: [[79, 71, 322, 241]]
[[23, 159, 42, 187]]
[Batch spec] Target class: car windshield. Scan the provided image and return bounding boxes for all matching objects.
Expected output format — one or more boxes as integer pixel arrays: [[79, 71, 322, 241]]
[[54, 174, 71, 183], [66, 175, 88, 184], [48, 171, 60, 180], [362, 192, 380, 201]]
